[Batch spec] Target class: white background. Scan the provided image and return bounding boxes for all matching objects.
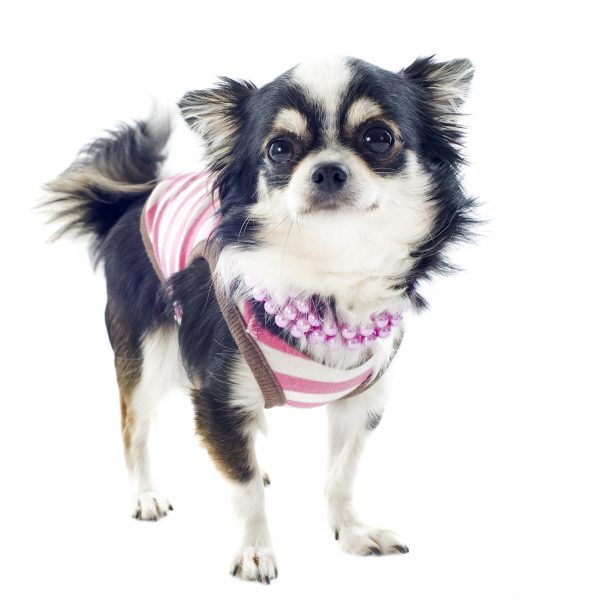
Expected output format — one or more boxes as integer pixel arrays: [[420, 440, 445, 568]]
[[2, 1, 599, 598]]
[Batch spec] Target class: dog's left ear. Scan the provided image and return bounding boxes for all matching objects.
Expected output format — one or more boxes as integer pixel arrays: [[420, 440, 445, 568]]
[[402, 56, 474, 116], [178, 77, 257, 171]]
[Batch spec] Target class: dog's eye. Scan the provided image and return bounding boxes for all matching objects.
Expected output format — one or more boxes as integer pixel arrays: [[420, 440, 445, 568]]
[[363, 126, 394, 153], [268, 139, 295, 164]]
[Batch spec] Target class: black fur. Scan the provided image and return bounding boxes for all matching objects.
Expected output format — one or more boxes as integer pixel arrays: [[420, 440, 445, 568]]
[[170, 259, 255, 483], [43, 117, 258, 484], [366, 411, 383, 431], [42, 119, 170, 265], [183, 57, 477, 309], [42, 55, 477, 487], [340, 57, 478, 307]]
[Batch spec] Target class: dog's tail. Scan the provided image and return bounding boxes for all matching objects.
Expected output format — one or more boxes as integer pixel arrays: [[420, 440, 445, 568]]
[[40, 107, 172, 266]]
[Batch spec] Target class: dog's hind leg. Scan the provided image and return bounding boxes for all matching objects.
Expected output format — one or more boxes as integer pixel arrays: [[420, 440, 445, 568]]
[[107, 302, 184, 520]]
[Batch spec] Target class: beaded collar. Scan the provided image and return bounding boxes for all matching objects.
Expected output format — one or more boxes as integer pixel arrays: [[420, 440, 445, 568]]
[[249, 287, 403, 351]]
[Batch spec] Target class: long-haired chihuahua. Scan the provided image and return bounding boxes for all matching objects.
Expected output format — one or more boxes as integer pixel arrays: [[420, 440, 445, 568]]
[[41, 55, 476, 584]]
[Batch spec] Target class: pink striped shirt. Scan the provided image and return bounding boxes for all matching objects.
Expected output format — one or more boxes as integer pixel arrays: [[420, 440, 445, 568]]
[[240, 301, 378, 408], [142, 172, 380, 409], [143, 170, 219, 279]]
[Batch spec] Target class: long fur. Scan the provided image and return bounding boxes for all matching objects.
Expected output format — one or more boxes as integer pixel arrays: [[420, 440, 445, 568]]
[[40, 55, 477, 584], [42, 117, 171, 265]]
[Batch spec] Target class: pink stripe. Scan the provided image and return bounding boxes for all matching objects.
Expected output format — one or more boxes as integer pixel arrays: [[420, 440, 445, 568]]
[[145, 202, 159, 230], [241, 301, 310, 360], [178, 195, 220, 270], [275, 369, 372, 394], [167, 175, 211, 275], [146, 174, 191, 230], [152, 173, 203, 261], [285, 398, 328, 408]]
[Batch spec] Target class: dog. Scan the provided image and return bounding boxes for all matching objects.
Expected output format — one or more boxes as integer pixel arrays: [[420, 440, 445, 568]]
[[41, 55, 476, 584]]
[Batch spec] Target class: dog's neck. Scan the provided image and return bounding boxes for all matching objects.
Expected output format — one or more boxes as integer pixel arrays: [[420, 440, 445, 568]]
[[216, 236, 415, 326], [216, 244, 412, 369]]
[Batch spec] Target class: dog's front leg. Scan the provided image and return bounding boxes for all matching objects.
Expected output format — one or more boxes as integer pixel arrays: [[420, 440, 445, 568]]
[[325, 376, 409, 556], [191, 358, 277, 584]]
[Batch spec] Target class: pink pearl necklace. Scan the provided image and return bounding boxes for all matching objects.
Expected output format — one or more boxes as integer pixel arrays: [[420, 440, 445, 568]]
[[251, 288, 403, 350]]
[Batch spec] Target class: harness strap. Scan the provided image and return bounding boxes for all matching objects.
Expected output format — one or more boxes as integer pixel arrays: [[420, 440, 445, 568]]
[[195, 240, 287, 408], [141, 205, 403, 409], [192, 240, 404, 408]]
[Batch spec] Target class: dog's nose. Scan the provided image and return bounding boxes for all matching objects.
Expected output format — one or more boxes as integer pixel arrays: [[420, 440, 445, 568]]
[[310, 163, 349, 193]]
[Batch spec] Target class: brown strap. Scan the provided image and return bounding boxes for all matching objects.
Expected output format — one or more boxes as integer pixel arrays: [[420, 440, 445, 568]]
[[195, 240, 287, 408], [193, 239, 404, 407], [140, 205, 403, 409]]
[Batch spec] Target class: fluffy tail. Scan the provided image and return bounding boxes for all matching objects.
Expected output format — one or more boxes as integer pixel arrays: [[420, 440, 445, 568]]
[[40, 110, 171, 265]]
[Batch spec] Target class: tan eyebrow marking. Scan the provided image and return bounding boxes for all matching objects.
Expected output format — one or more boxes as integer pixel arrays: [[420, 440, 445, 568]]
[[269, 107, 310, 141], [345, 98, 385, 132]]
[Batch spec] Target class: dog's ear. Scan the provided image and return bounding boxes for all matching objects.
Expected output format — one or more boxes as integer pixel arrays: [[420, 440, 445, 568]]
[[178, 77, 257, 171], [402, 56, 474, 116]]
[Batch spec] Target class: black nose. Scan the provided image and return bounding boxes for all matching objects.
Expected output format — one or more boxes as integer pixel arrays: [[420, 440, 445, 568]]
[[310, 163, 349, 193]]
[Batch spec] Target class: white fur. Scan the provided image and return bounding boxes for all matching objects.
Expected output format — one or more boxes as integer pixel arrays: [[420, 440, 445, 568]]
[[138, 61, 430, 562], [157, 58, 435, 367], [426, 59, 474, 113], [229, 474, 277, 582], [125, 326, 189, 519], [325, 375, 408, 555], [227, 356, 278, 581], [214, 58, 435, 352], [125, 323, 279, 577], [154, 60, 435, 377], [215, 149, 432, 370], [292, 57, 352, 143], [228, 355, 269, 437]]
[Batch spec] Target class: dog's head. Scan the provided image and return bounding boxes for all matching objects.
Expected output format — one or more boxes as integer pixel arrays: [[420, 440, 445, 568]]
[[179, 56, 475, 315]]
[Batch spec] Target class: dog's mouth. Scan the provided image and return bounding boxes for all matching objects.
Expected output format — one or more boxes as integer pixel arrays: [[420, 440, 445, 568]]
[[299, 193, 359, 215]]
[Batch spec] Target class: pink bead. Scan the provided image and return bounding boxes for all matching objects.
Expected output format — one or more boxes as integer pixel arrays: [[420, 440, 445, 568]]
[[322, 321, 338, 336], [295, 298, 311, 313], [341, 325, 357, 340], [252, 288, 268, 302], [375, 313, 390, 328], [264, 300, 277, 314], [308, 329, 326, 344], [345, 337, 361, 350], [275, 313, 290, 328], [377, 325, 392, 338], [363, 334, 378, 347], [307, 312, 321, 327], [289, 324, 304, 338], [174, 303, 183, 323], [282, 304, 298, 320], [390, 312, 403, 326], [295, 317, 311, 333], [325, 335, 340, 348], [359, 323, 374, 337]]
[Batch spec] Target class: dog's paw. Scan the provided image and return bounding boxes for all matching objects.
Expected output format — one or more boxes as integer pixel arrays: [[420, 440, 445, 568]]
[[334, 524, 409, 556], [261, 470, 271, 487], [230, 546, 278, 584], [132, 491, 173, 521]]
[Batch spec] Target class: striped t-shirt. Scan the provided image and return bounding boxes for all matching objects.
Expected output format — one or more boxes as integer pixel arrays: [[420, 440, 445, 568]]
[[142, 170, 219, 279], [240, 301, 379, 408], [141, 172, 387, 409]]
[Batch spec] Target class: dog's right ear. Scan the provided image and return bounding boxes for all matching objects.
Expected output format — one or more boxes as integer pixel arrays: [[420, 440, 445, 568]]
[[178, 77, 257, 171]]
